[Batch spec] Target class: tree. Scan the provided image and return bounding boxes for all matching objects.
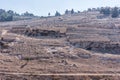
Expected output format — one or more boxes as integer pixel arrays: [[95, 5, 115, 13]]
[[65, 9, 69, 14], [7, 10, 14, 16], [22, 11, 34, 17], [55, 11, 61, 16], [14, 12, 20, 16], [111, 7, 119, 18], [91, 8, 97, 11], [0, 9, 5, 14], [48, 12, 50, 16], [118, 9, 120, 14], [88, 8, 92, 11], [0, 13, 13, 22], [96, 7, 100, 11], [100, 7, 111, 16], [78, 11, 80, 13], [0, 9, 36, 21], [6, 15, 13, 21], [71, 9, 74, 14]]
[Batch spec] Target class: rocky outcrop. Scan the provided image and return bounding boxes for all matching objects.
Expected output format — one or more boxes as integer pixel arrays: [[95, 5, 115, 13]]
[[25, 29, 66, 38], [10, 27, 66, 38], [10, 27, 28, 34], [70, 41, 120, 54]]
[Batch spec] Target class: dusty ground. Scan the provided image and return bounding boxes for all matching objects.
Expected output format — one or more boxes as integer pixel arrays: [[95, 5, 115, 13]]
[[0, 11, 120, 79]]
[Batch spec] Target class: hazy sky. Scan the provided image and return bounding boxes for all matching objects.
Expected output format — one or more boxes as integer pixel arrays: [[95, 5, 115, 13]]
[[0, 0, 119, 16]]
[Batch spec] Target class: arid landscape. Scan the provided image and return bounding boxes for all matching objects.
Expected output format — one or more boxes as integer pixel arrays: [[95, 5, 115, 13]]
[[0, 11, 120, 79]]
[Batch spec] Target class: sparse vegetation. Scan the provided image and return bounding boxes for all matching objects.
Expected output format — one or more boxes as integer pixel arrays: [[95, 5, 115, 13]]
[[0, 6, 120, 80]]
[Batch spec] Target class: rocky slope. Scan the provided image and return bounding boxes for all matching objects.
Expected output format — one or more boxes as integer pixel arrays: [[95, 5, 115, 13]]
[[0, 11, 120, 79]]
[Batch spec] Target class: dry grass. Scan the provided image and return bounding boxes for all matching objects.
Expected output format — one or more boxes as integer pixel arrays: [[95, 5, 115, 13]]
[[0, 11, 120, 79]]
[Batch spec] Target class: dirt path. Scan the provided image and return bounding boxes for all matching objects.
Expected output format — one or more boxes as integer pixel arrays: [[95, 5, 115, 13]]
[[0, 72, 120, 76]]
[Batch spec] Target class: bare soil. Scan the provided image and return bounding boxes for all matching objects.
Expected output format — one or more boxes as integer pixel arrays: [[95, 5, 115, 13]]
[[0, 11, 120, 79]]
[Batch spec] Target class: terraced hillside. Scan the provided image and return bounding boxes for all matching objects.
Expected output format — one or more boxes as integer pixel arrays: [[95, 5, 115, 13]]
[[0, 11, 120, 79]]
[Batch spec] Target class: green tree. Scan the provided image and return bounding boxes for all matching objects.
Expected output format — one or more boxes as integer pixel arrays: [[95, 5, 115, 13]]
[[0, 9, 5, 14], [7, 10, 14, 16], [48, 12, 50, 16], [55, 11, 61, 16], [71, 9, 74, 14], [65, 9, 69, 14], [0, 11, 13, 22], [78, 11, 80, 13], [100, 7, 111, 16], [111, 7, 119, 18], [22, 11, 34, 17], [88, 8, 92, 11]]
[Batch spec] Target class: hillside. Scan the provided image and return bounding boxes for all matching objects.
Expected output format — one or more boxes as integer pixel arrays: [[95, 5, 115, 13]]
[[0, 11, 120, 79]]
